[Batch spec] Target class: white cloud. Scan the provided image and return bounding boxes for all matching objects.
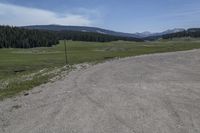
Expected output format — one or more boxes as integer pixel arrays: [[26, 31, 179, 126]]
[[0, 3, 93, 26]]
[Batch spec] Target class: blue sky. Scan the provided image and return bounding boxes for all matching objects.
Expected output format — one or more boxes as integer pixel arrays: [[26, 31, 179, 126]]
[[0, 0, 200, 32]]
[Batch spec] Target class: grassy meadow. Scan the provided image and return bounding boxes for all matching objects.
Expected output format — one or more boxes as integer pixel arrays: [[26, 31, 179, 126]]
[[1, 39, 200, 100]]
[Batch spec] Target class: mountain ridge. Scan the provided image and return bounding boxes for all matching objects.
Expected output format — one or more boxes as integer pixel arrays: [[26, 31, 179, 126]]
[[22, 24, 141, 38], [22, 24, 186, 38]]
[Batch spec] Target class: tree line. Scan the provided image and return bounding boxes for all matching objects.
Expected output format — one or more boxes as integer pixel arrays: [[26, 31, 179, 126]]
[[0, 25, 142, 49], [57, 30, 142, 42], [162, 28, 200, 39], [0, 26, 58, 48]]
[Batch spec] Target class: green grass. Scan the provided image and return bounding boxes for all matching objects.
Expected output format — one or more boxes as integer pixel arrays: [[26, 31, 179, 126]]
[[1, 39, 200, 100], [0, 75, 49, 100]]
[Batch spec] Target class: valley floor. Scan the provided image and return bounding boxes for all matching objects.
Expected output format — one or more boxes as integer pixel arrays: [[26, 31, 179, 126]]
[[0, 49, 200, 133]]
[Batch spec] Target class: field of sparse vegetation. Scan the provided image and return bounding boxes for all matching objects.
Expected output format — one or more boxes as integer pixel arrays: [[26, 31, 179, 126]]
[[1, 39, 200, 100]]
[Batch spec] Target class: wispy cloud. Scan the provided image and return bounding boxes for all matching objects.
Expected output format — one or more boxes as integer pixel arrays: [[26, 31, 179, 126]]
[[164, 9, 200, 18], [151, 8, 200, 20], [0, 3, 94, 26]]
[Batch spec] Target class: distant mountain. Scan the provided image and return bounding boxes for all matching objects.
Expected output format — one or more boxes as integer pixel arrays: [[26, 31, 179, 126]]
[[22, 25, 141, 38], [22, 25, 186, 39], [161, 28, 185, 35], [141, 28, 186, 40], [135, 31, 153, 38], [139, 28, 185, 37], [162, 28, 200, 39]]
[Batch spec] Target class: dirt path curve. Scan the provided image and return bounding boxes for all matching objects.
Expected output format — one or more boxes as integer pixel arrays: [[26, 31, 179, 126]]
[[1, 49, 200, 133]]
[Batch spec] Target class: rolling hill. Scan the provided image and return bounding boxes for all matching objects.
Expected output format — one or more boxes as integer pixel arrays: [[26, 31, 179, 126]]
[[23, 25, 141, 38], [22, 25, 185, 39]]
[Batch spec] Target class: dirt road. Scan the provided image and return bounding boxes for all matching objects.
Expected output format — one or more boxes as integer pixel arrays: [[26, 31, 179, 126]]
[[1, 49, 200, 133]]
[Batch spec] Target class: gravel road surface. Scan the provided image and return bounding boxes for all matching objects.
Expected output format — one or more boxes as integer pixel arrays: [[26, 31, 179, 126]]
[[1, 49, 200, 133]]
